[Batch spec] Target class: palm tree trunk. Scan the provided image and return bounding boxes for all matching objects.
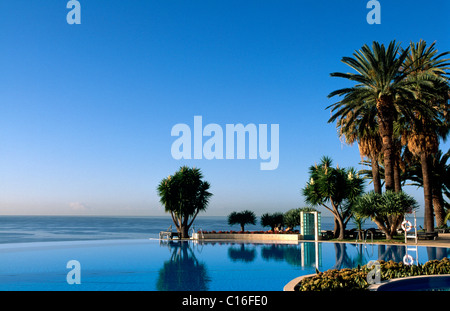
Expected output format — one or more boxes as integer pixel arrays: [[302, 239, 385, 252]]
[[421, 153, 434, 233], [371, 156, 382, 194], [377, 96, 395, 192], [432, 187, 446, 228], [394, 159, 402, 192]]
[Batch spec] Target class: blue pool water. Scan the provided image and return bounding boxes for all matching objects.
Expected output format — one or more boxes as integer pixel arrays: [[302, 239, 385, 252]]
[[0, 239, 448, 291], [375, 275, 450, 291]]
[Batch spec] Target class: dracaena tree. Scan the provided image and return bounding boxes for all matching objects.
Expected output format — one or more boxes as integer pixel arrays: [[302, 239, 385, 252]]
[[353, 190, 419, 240], [157, 166, 212, 238], [302, 156, 364, 240]]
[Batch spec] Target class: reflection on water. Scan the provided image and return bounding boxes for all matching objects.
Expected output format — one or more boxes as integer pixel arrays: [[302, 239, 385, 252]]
[[0, 239, 449, 291], [157, 241, 210, 291], [261, 244, 304, 266], [156, 240, 450, 290], [228, 244, 256, 262]]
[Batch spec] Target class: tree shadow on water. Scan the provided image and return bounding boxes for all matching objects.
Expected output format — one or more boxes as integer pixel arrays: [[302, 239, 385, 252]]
[[157, 241, 210, 291], [228, 244, 257, 263]]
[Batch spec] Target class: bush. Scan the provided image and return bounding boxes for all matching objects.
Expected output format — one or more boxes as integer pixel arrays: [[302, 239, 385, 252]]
[[261, 212, 284, 231], [284, 207, 317, 231], [295, 258, 450, 291]]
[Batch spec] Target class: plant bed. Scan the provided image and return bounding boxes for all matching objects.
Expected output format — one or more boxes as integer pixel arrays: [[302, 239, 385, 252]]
[[294, 258, 450, 291]]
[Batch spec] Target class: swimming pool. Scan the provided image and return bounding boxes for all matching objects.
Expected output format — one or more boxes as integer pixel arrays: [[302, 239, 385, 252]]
[[0, 239, 448, 291], [373, 275, 450, 291]]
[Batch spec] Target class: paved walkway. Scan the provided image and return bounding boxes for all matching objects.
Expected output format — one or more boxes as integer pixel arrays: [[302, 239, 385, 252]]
[[318, 233, 450, 247], [415, 233, 450, 247]]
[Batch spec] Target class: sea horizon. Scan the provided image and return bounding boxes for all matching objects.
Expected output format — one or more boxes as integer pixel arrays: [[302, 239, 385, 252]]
[[0, 214, 426, 245]]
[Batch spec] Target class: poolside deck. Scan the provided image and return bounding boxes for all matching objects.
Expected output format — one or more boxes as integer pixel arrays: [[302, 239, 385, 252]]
[[193, 232, 450, 247], [416, 233, 450, 247]]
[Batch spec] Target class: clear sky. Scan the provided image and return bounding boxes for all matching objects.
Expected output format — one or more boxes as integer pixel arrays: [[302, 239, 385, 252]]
[[0, 0, 449, 216]]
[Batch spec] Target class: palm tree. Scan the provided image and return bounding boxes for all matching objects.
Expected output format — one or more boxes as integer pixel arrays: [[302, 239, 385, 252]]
[[359, 158, 385, 190], [157, 166, 213, 238], [327, 41, 434, 193], [336, 102, 383, 194], [399, 40, 450, 232], [302, 156, 365, 240], [227, 210, 256, 231], [406, 149, 450, 227]]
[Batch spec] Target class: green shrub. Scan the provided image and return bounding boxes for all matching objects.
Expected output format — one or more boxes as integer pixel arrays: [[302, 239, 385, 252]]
[[295, 257, 450, 291]]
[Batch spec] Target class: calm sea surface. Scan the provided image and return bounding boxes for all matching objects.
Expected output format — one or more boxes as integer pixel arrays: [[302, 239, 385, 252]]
[[0, 215, 423, 244]]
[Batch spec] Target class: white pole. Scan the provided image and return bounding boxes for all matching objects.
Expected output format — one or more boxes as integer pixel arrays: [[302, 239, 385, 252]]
[[314, 212, 319, 241], [300, 211, 304, 237]]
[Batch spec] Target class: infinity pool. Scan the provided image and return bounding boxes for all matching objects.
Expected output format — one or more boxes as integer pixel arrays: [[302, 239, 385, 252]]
[[0, 239, 448, 291]]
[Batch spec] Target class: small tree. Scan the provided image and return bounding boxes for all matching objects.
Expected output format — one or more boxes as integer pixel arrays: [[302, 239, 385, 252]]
[[284, 207, 317, 231], [353, 191, 418, 240], [261, 212, 284, 231], [157, 166, 212, 238], [283, 209, 301, 231], [302, 156, 365, 240], [227, 210, 256, 231]]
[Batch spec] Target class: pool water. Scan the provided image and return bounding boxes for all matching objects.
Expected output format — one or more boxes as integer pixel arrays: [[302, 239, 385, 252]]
[[0, 239, 448, 291], [376, 275, 450, 291]]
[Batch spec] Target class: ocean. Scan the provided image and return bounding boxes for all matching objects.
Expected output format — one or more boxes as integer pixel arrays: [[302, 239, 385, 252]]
[[0, 215, 425, 244]]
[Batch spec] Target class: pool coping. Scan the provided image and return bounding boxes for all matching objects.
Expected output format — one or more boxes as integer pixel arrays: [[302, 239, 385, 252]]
[[283, 274, 316, 291], [192, 233, 450, 248]]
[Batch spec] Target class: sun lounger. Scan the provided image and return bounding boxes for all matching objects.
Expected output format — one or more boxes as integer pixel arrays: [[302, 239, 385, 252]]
[[159, 225, 179, 239]]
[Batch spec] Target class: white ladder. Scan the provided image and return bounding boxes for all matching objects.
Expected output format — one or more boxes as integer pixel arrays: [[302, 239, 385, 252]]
[[403, 211, 418, 244], [402, 211, 418, 265]]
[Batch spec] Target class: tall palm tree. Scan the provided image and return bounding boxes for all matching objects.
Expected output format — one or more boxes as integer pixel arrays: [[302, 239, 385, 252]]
[[157, 166, 213, 238], [400, 40, 450, 232], [406, 149, 450, 227], [336, 102, 383, 194], [327, 41, 434, 193]]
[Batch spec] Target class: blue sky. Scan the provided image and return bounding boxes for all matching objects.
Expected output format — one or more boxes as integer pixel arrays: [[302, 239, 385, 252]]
[[0, 0, 449, 216]]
